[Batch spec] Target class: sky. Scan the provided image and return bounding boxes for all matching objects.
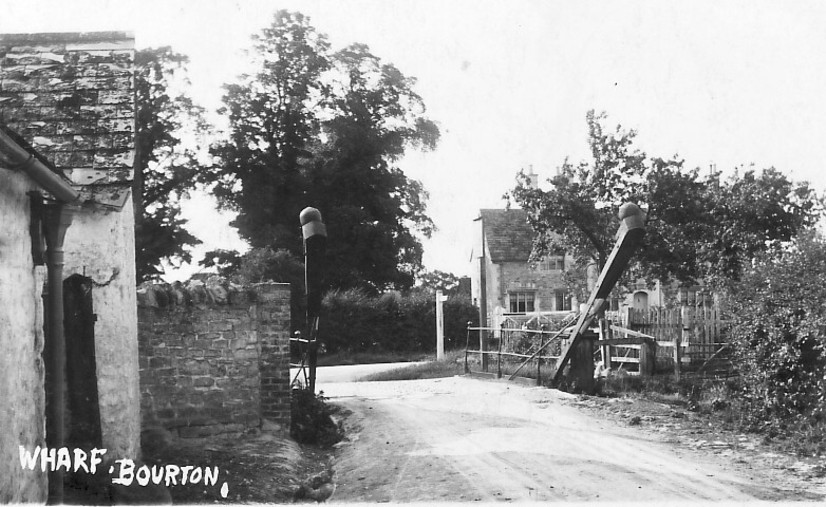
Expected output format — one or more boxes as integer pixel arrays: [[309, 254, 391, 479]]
[[3, 0, 826, 280]]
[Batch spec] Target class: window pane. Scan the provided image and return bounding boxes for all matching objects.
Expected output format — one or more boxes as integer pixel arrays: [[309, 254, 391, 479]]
[[509, 292, 536, 313], [555, 290, 570, 311]]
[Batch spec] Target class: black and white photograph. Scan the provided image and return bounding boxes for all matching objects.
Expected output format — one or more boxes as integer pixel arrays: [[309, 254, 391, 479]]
[[1, 0, 825, 504]]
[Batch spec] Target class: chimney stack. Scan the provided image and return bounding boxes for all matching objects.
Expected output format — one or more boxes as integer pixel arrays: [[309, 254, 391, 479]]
[[526, 164, 539, 189]]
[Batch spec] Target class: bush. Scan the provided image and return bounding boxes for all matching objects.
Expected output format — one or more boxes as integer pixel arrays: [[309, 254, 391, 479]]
[[290, 388, 343, 448], [723, 231, 826, 433]]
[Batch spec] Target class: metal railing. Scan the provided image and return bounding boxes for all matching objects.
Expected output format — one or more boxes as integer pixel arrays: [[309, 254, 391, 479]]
[[464, 318, 575, 385]]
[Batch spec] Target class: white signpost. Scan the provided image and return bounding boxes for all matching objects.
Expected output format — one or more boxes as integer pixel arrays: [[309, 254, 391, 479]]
[[435, 290, 449, 360]]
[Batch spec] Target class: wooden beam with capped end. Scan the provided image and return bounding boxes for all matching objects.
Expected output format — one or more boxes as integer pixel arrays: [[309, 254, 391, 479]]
[[552, 203, 647, 384]]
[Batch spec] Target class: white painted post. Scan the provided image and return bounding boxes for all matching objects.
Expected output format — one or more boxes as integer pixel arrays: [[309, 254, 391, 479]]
[[436, 290, 448, 360]]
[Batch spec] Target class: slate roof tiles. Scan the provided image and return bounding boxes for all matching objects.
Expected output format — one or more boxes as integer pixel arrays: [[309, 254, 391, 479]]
[[479, 209, 534, 262]]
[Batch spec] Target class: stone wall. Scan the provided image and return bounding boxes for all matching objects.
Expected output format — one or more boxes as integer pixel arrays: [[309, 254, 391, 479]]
[[499, 259, 572, 312], [138, 281, 291, 437]]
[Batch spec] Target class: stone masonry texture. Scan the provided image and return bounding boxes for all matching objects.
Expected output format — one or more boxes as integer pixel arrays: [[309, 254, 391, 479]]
[[138, 280, 291, 438]]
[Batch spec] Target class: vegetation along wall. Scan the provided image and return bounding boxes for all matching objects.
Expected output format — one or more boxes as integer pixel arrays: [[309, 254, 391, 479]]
[[138, 279, 291, 437], [320, 289, 479, 355]]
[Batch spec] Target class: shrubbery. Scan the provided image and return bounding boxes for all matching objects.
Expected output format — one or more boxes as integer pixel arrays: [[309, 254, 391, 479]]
[[318, 289, 478, 355], [290, 388, 344, 447], [724, 231, 826, 441]]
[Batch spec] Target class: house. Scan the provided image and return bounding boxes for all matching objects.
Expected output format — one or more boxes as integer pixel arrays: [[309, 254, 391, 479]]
[[0, 32, 140, 502], [470, 208, 577, 328]]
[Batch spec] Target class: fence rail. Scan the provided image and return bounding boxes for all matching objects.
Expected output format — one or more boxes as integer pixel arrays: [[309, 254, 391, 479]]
[[464, 324, 569, 385], [465, 305, 734, 384]]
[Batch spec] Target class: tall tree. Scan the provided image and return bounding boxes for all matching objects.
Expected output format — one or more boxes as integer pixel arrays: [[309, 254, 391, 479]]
[[205, 11, 329, 256], [134, 47, 206, 281], [415, 269, 463, 295], [509, 110, 822, 288], [702, 167, 823, 283], [203, 11, 439, 293]]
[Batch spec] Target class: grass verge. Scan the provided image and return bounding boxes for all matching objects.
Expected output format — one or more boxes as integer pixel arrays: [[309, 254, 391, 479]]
[[314, 350, 430, 367], [358, 350, 466, 381], [593, 370, 826, 457]]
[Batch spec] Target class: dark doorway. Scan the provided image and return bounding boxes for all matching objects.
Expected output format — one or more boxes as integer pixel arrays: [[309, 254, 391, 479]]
[[63, 274, 102, 448]]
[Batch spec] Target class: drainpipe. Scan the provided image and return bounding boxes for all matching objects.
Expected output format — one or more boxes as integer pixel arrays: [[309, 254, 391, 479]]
[[0, 128, 79, 504], [42, 203, 77, 504]]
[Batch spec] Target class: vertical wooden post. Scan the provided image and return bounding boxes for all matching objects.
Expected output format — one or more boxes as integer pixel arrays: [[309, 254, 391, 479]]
[[478, 231, 488, 371], [480, 327, 488, 373], [673, 335, 682, 381], [436, 290, 447, 360], [639, 338, 656, 376], [599, 319, 611, 374], [497, 326, 503, 378], [622, 306, 632, 329], [569, 334, 596, 393], [681, 305, 692, 366], [464, 322, 471, 374]]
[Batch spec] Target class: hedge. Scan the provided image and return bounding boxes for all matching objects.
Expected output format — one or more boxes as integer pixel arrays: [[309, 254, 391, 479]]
[[317, 289, 479, 355]]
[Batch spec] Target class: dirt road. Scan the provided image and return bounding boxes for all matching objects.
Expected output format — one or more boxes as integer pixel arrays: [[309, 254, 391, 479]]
[[322, 376, 815, 503]]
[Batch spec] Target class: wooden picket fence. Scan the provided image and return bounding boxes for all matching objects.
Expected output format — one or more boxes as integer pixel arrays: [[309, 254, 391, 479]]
[[603, 306, 732, 376], [466, 306, 732, 382]]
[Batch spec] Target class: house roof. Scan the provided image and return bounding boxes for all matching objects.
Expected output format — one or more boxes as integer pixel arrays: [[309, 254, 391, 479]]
[[479, 209, 534, 262]]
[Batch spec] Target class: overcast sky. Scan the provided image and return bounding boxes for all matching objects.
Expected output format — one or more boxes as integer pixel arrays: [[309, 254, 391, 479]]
[[4, 0, 826, 280]]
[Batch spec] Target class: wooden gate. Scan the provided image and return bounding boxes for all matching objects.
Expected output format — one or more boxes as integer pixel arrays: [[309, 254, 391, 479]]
[[603, 306, 731, 376]]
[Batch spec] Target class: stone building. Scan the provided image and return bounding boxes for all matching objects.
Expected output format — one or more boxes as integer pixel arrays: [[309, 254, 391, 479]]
[[0, 31, 139, 502], [469, 206, 674, 326], [470, 208, 575, 328]]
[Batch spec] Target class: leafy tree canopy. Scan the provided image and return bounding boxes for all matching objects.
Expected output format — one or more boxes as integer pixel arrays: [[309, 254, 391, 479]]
[[134, 47, 208, 281], [508, 110, 823, 288], [414, 269, 463, 295], [200, 10, 439, 293]]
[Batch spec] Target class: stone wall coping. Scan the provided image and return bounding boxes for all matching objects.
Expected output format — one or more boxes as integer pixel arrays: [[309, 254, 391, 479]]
[[137, 277, 289, 309]]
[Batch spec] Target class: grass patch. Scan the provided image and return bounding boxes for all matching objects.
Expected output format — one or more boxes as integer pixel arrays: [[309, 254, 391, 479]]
[[467, 356, 555, 382], [314, 350, 430, 367], [594, 370, 826, 457], [358, 350, 465, 381], [595, 371, 748, 416]]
